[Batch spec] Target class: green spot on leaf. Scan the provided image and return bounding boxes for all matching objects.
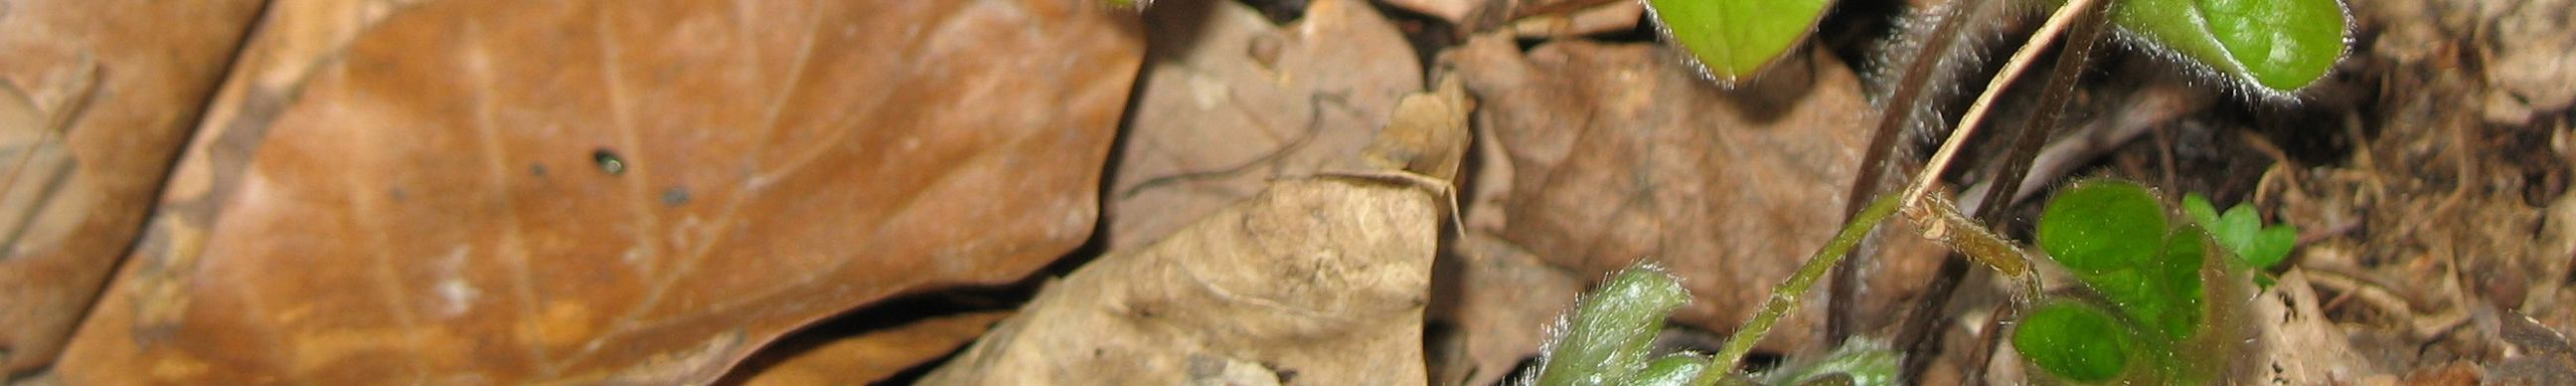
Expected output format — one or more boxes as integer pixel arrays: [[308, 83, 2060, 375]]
[[1645, 0, 1831, 84]]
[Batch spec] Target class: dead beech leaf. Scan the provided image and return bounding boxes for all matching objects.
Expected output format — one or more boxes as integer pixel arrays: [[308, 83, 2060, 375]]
[[921, 177, 1443, 386], [0, 0, 263, 375], [1106, 0, 1421, 251], [56, 1, 1140, 383], [1447, 35, 1944, 352]]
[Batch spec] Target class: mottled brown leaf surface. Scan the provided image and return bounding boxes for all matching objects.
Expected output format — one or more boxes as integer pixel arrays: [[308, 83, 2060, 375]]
[[56, 0, 1140, 383], [0, 0, 264, 375], [1105, 0, 1420, 251], [923, 177, 1442, 386], [1447, 35, 1943, 352]]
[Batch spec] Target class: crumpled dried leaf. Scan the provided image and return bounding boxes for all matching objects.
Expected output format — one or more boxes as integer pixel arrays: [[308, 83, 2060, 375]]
[[0, 0, 263, 375], [1106, 0, 1421, 251], [56, 1, 1139, 383], [1446, 35, 1944, 352], [921, 177, 1443, 385]]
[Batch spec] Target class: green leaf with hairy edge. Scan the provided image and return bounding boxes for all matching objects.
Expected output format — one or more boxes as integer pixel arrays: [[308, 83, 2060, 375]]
[[1645, 0, 1831, 84], [2107, 0, 2349, 93], [2038, 179, 2169, 275], [1536, 266, 1692, 386], [2015, 301, 2134, 382], [1764, 338, 1901, 386], [1632, 354, 1709, 386]]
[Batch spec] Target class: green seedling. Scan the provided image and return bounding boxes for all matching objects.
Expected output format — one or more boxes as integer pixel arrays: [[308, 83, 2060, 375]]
[[2017, 179, 2274, 383], [2182, 193, 2299, 285]]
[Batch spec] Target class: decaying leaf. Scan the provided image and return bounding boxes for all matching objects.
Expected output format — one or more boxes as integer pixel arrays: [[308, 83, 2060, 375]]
[[0, 0, 264, 375], [55, 1, 1141, 383], [1107, 0, 1422, 251], [1447, 34, 1945, 352], [922, 177, 1445, 385]]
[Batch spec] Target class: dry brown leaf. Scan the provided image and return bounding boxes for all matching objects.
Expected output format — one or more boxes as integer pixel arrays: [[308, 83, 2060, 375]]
[[55, 1, 1140, 383], [1426, 234, 1582, 386], [1106, 0, 1422, 251], [1447, 35, 1945, 353], [1380, 0, 1480, 26], [922, 177, 1443, 386], [2256, 271, 2382, 383], [1506, 1, 1643, 39], [0, 0, 264, 375], [726, 311, 1012, 386]]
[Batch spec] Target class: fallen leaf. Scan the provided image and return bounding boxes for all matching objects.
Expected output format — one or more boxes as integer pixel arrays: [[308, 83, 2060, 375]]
[[922, 177, 1444, 385], [56, 1, 1140, 383], [1426, 234, 1583, 386], [725, 311, 1012, 386], [1446, 34, 1944, 352], [1508, 1, 1643, 39], [0, 0, 263, 375], [1106, 0, 1422, 251]]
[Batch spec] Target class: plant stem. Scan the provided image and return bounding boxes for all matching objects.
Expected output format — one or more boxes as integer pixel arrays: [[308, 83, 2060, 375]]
[[1899, 0, 2107, 208], [1698, 192, 1903, 385], [1825, 0, 1996, 344]]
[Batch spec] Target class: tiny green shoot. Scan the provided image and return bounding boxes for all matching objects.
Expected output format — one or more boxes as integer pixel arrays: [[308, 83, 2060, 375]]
[[2181, 193, 2298, 273]]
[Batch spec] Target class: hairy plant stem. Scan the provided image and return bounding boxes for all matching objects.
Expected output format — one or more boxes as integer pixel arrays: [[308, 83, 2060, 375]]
[[1824, 0, 1996, 344], [1700, 192, 1903, 385], [1717, 0, 2114, 379]]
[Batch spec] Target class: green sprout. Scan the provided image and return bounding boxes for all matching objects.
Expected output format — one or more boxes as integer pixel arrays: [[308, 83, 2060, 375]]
[[2182, 193, 2299, 276]]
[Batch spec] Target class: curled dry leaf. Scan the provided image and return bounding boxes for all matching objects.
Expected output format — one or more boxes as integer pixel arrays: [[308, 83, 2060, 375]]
[[1107, 0, 1421, 251], [921, 177, 1445, 385], [0, 0, 264, 375], [56, 1, 1141, 383], [1446, 35, 1945, 352]]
